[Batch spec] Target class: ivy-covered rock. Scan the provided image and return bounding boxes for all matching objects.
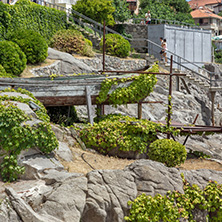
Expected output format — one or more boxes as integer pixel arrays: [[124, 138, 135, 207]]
[[9, 29, 48, 64], [0, 88, 58, 182], [0, 41, 27, 76], [100, 33, 131, 58]]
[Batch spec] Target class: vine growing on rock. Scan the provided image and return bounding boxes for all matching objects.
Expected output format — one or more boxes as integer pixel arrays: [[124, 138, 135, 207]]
[[125, 175, 222, 222], [96, 64, 158, 106], [0, 88, 58, 182]]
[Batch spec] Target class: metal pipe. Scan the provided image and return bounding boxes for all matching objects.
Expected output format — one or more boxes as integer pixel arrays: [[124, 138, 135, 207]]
[[103, 20, 106, 72]]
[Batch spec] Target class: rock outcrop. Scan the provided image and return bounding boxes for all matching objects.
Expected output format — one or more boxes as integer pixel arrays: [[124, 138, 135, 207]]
[[1, 160, 222, 222]]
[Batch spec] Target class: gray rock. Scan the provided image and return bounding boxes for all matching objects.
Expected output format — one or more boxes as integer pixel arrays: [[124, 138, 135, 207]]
[[81, 169, 137, 222], [126, 160, 184, 196], [54, 141, 73, 162], [181, 169, 222, 189], [0, 92, 33, 100], [0, 198, 22, 222], [20, 154, 64, 180], [40, 169, 83, 185], [50, 124, 64, 141], [5, 187, 62, 222], [39, 177, 87, 222], [47, 47, 93, 74]]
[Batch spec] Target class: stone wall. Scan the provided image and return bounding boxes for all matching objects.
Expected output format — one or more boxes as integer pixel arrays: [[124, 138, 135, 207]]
[[112, 24, 148, 53], [79, 54, 147, 71], [31, 54, 147, 76]]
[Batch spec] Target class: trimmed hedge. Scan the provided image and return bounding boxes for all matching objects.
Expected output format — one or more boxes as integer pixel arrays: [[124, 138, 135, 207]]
[[9, 29, 48, 64], [0, 41, 27, 76], [0, 0, 67, 41]]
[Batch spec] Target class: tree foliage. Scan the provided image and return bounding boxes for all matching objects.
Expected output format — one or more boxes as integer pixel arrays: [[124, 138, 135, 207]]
[[112, 0, 131, 22], [72, 0, 115, 26], [139, 0, 194, 24]]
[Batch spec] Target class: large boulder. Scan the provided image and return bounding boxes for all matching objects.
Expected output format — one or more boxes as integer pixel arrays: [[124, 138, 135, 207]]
[[47, 47, 94, 74]]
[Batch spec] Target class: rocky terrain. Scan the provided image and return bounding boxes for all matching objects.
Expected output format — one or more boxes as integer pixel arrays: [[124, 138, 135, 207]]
[[0, 49, 222, 222]]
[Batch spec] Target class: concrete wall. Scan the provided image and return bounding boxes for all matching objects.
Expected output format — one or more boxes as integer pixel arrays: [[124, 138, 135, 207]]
[[148, 24, 212, 68]]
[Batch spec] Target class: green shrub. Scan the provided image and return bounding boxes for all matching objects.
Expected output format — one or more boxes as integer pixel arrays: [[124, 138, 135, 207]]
[[50, 29, 94, 57], [9, 29, 48, 64], [0, 41, 26, 76], [148, 139, 187, 167], [100, 33, 131, 58]]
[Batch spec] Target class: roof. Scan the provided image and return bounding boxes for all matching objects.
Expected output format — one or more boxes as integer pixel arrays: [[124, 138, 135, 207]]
[[191, 8, 222, 19], [188, 0, 221, 10]]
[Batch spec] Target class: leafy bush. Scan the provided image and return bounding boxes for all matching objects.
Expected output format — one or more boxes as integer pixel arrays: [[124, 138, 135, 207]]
[[148, 139, 187, 167], [0, 41, 27, 76], [9, 29, 48, 64], [125, 178, 222, 222], [50, 29, 94, 57], [0, 88, 58, 182], [78, 114, 179, 155], [0, 0, 67, 42], [100, 33, 131, 58]]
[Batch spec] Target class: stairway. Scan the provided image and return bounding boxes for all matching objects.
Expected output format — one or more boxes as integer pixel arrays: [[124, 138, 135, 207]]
[[145, 54, 211, 92]]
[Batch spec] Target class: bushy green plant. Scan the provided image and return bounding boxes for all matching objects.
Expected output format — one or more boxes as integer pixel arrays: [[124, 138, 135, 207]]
[[125, 178, 222, 222], [0, 88, 58, 182], [0, 41, 26, 76], [9, 29, 48, 64], [50, 29, 94, 57], [100, 33, 131, 58], [77, 114, 179, 155], [148, 139, 187, 167]]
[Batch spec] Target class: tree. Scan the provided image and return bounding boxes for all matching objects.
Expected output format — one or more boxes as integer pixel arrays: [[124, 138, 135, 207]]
[[72, 0, 115, 26], [139, 0, 194, 24], [112, 0, 131, 23]]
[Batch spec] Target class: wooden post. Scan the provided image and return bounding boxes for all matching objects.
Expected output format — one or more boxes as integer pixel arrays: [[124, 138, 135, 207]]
[[176, 76, 180, 91], [138, 102, 142, 119], [211, 91, 216, 126], [167, 55, 173, 139], [86, 86, 93, 125], [103, 20, 106, 72]]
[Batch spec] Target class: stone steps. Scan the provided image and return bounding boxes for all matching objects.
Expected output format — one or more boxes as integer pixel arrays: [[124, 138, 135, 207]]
[[145, 54, 211, 91]]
